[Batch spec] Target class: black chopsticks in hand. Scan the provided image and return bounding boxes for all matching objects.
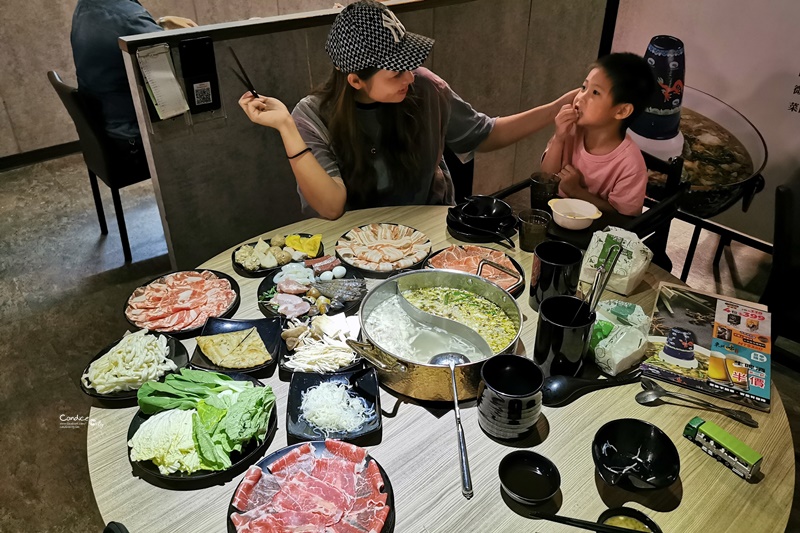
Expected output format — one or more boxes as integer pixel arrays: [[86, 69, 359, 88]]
[[229, 46, 259, 98]]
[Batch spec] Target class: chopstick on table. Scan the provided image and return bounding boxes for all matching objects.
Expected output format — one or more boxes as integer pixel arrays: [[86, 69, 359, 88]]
[[229, 46, 259, 98], [529, 511, 648, 533]]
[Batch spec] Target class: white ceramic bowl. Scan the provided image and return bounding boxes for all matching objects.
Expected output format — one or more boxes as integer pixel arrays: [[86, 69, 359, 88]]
[[548, 198, 602, 230]]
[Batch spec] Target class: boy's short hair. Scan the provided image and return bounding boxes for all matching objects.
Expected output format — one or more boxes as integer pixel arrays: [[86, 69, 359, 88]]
[[594, 53, 657, 133]]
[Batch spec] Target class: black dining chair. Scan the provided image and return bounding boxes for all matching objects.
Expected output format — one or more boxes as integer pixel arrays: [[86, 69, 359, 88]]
[[47, 70, 150, 262], [760, 173, 800, 368], [632, 152, 684, 272]]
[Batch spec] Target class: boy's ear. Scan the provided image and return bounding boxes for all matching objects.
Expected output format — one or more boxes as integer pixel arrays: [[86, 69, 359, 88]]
[[347, 73, 364, 90], [614, 103, 634, 121]]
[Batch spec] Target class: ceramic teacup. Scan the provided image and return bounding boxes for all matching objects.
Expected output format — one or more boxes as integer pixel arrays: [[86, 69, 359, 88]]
[[477, 354, 544, 440]]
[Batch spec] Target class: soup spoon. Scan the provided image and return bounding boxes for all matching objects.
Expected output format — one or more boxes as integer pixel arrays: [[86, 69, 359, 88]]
[[429, 352, 473, 499], [636, 378, 758, 428]]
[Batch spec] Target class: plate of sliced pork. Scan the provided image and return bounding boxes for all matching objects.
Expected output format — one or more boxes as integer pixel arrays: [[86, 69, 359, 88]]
[[124, 270, 240, 338], [228, 439, 394, 533], [257, 257, 367, 320]]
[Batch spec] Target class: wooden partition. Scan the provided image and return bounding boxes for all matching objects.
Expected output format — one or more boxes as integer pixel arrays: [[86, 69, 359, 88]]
[[121, 0, 606, 269]]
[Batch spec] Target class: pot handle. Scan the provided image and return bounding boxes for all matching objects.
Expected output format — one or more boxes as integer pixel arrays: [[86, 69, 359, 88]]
[[741, 174, 765, 212], [346, 339, 407, 373]]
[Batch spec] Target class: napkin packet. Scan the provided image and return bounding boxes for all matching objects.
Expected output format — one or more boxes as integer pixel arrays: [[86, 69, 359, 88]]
[[580, 227, 653, 296], [590, 300, 650, 375]]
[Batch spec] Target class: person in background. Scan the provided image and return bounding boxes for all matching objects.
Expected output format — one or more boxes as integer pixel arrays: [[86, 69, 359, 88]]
[[541, 53, 657, 216], [238, 0, 577, 220], [70, 0, 196, 171]]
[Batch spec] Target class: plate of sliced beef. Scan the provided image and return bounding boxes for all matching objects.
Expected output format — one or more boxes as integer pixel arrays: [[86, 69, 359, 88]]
[[425, 244, 525, 298], [124, 270, 240, 338], [228, 439, 394, 533]]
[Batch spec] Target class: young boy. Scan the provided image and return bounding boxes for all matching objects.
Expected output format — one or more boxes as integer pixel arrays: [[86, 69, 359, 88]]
[[541, 53, 657, 216]]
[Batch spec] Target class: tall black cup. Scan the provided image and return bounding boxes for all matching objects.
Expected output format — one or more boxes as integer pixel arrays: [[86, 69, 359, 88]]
[[529, 241, 583, 311], [534, 295, 596, 377]]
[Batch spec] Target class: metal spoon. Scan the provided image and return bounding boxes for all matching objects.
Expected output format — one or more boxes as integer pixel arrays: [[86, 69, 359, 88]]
[[636, 378, 758, 428], [429, 352, 473, 499]]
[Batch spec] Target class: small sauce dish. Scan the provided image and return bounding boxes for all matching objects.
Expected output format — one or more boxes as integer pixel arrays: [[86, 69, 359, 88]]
[[498, 450, 560, 504]]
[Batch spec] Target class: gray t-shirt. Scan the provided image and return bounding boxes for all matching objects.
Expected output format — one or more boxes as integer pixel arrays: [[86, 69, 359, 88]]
[[291, 68, 495, 213]]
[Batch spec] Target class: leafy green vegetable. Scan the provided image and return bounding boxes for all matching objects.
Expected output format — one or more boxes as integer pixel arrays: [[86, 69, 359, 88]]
[[137, 368, 251, 415], [192, 410, 230, 471], [135, 369, 276, 473], [224, 386, 276, 452]]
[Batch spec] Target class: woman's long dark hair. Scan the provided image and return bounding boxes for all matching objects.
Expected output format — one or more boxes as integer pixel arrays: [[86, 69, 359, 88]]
[[314, 67, 423, 207]]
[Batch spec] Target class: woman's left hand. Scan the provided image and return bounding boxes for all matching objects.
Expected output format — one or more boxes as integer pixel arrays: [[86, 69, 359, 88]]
[[554, 88, 580, 109], [238, 92, 292, 130]]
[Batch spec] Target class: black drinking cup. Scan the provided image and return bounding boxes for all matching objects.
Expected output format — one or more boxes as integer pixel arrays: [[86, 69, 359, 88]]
[[529, 240, 583, 311], [534, 295, 596, 377], [477, 354, 544, 440]]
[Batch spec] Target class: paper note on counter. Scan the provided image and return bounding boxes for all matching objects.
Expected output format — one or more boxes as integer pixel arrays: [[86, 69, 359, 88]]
[[136, 44, 189, 120]]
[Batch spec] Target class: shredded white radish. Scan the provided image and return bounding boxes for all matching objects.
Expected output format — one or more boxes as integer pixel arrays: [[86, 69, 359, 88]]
[[82, 330, 177, 394], [300, 381, 374, 436]]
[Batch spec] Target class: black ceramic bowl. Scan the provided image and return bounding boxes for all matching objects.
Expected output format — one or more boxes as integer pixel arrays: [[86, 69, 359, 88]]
[[498, 450, 561, 504], [592, 418, 680, 490], [597, 507, 663, 533], [460, 196, 515, 230]]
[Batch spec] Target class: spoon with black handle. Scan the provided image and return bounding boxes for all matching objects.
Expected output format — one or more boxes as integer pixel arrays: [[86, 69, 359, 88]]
[[637, 377, 758, 428], [542, 369, 642, 407]]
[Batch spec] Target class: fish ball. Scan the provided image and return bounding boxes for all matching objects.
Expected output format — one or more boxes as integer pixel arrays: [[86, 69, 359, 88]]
[[319, 271, 334, 281], [332, 266, 347, 279]]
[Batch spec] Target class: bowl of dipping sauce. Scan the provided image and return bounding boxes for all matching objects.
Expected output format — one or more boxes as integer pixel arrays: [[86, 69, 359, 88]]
[[597, 507, 663, 533], [548, 198, 601, 230], [498, 450, 560, 504]]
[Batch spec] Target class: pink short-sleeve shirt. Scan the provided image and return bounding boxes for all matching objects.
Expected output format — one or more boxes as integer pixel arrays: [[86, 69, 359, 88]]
[[557, 128, 648, 216]]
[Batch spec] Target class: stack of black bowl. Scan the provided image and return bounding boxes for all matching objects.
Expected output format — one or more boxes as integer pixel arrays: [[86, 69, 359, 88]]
[[447, 195, 518, 247]]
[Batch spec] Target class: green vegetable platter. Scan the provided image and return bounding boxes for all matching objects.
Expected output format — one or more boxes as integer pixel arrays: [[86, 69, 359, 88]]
[[126, 368, 277, 487]]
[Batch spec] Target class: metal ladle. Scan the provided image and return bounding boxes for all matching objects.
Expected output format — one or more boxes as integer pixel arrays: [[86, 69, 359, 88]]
[[636, 378, 758, 428], [428, 352, 473, 499], [570, 244, 622, 324]]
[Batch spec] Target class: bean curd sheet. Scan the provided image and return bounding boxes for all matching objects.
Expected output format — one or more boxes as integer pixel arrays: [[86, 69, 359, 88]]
[[402, 287, 516, 353]]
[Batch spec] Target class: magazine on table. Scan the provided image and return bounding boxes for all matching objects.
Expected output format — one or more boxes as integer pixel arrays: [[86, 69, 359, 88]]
[[641, 282, 771, 412]]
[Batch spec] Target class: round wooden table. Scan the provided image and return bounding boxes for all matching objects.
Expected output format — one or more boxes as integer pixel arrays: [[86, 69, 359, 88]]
[[87, 205, 794, 532]]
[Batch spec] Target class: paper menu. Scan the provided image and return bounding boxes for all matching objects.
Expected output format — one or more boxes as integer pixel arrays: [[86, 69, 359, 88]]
[[136, 44, 189, 120]]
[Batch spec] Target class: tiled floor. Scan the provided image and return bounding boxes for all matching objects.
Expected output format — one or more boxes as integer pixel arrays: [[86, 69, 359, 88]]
[[0, 154, 795, 532]]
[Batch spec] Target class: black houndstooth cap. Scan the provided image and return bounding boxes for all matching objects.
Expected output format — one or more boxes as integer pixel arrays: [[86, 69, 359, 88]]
[[325, 1, 434, 73]]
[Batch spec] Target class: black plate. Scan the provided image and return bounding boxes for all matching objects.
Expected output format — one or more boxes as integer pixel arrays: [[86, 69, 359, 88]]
[[190, 317, 284, 376], [447, 206, 517, 243], [226, 441, 395, 533], [127, 373, 277, 488], [335, 223, 431, 279], [123, 270, 241, 339], [287, 368, 381, 444], [424, 245, 525, 298], [80, 333, 189, 401], [231, 233, 325, 278], [257, 267, 366, 320]]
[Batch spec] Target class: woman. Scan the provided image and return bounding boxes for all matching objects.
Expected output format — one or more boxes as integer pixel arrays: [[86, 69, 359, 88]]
[[239, 0, 576, 220]]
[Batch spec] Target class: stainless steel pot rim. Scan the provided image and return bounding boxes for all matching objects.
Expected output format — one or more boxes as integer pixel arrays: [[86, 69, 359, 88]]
[[358, 270, 523, 366]]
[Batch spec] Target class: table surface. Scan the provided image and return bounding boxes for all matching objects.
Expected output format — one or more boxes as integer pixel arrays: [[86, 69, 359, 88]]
[[87, 205, 794, 533]]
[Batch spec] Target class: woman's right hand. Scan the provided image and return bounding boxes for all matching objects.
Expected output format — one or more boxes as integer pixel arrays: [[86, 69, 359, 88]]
[[238, 92, 292, 130], [554, 103, 577, 139]]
